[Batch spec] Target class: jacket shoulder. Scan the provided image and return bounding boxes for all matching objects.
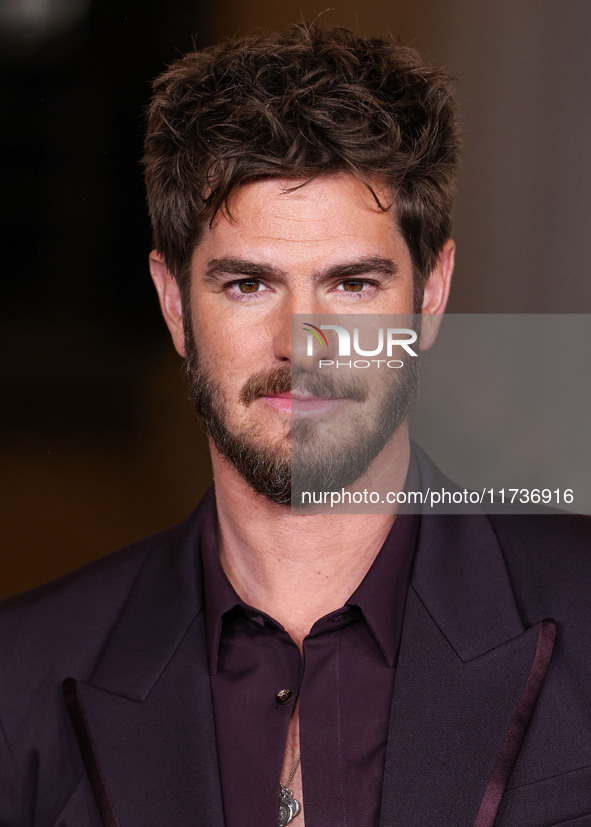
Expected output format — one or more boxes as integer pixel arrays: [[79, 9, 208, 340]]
[[0, 510, 201, 683], [488, 511, 591, 622], [0, 505, 207, 823]]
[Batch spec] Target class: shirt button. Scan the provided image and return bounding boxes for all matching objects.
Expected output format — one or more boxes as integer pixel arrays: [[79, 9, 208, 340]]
[[276, 689, 293, 705]]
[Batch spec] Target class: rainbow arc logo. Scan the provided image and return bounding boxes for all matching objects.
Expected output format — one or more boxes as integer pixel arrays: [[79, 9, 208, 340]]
[[302, 323, 328, 347]]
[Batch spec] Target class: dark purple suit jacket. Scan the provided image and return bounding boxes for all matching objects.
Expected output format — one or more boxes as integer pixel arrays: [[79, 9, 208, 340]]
[[1, 451, 591, 826]]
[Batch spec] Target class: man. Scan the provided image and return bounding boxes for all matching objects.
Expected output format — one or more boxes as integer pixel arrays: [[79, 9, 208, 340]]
[[1, 24, 590, 827]]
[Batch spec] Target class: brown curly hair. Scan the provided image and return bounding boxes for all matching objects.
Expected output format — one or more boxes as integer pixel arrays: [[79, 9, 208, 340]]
[[143, 24, 460, 306]]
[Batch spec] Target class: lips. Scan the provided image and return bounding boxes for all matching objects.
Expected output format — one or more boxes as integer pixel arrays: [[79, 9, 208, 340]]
[[261, 391, 345, 415]]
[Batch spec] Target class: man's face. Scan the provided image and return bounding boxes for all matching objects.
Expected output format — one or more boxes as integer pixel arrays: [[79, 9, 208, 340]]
[[155, 173, 452, 503]]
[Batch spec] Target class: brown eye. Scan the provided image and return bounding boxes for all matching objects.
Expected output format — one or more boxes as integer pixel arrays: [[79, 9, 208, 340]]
[[341, 279, 364, 292], [238, 280, 260, 293]]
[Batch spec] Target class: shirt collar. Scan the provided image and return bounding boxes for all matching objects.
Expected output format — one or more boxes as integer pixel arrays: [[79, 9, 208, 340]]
[[200, 490, 243, 674], [344, 450, 420, 666], [200, 454, 421, 672], [346, 514, 419, 667]]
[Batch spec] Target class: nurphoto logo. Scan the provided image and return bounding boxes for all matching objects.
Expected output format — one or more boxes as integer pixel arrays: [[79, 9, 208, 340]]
[[302, 322, 419, 369]]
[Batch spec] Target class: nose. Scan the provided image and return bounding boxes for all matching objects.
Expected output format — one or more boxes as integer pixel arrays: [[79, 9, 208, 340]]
[[270, 290, 325, 368]]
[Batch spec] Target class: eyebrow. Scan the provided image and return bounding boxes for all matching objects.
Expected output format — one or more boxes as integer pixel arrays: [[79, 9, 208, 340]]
[[321, 257, 398, 282], [203, 259, 289, 283], [203, 256, 398, 284]]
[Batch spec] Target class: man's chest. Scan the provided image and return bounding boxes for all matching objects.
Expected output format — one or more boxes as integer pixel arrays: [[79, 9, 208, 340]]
[[210, 609, 396, 827]]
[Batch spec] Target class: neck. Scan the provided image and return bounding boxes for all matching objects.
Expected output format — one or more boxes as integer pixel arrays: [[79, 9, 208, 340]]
[[210, 432, 410, 648]]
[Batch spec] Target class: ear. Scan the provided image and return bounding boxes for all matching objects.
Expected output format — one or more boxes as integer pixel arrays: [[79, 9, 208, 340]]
[[149, 251, 186, 357], [419, 238, 455, 351]]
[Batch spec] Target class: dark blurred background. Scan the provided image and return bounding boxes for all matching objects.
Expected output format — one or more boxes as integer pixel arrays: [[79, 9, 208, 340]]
[[2, 0, 590, 598]]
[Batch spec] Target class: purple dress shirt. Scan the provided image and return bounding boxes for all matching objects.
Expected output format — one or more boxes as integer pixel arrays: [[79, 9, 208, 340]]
[[200, 491, 419, 827]]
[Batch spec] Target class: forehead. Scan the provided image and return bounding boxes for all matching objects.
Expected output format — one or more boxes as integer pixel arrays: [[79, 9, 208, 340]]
[[196, 174, 411, 269]]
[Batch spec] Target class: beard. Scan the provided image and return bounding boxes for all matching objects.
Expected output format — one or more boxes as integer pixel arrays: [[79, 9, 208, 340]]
[[183, 327, 419, 506]]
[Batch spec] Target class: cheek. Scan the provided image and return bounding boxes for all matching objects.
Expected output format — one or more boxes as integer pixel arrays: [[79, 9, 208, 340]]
[[191, 305, 271, 377]]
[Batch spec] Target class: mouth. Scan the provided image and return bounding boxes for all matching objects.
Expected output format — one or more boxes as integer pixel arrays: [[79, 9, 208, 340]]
[[260, 391, 346, 416]]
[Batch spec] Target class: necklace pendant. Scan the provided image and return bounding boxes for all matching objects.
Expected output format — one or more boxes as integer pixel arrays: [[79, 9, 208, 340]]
[[278, 787, 301, 825]]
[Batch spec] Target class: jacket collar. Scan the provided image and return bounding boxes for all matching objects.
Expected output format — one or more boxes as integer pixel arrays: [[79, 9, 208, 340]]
[[411, 443, 525, 660], [380, 446, 555, 826], [64, 493, 225, 827], [87, 495, 210, 701]]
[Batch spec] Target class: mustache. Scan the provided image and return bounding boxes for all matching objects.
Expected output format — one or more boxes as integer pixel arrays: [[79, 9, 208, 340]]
[[240, 365, 368, 405]]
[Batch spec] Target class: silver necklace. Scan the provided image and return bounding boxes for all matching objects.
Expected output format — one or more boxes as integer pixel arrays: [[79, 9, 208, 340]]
[[278, 753, 301, 825]]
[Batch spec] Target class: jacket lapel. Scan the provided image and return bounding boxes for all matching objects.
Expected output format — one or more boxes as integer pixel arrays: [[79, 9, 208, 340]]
[[63, 499, 225, 827], [381, 455, 556, 827]]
